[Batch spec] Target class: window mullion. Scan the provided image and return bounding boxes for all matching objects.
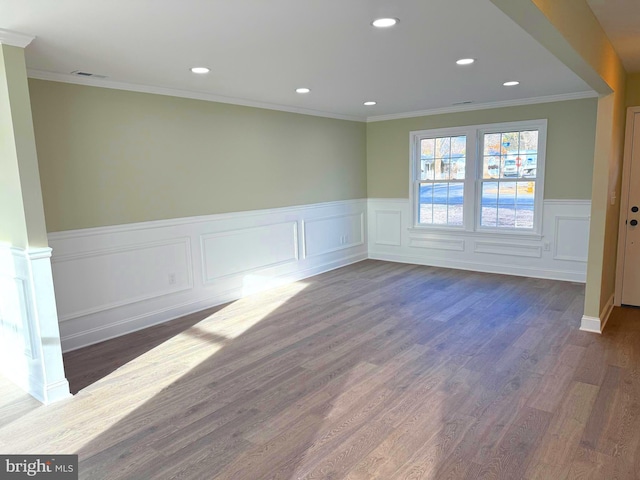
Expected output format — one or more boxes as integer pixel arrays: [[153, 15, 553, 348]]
[[411, 119, 546, 234], [464, 131, 477, 232]]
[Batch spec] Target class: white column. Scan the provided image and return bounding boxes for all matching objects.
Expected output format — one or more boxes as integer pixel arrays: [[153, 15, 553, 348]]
[[0, 29, 71, 403]]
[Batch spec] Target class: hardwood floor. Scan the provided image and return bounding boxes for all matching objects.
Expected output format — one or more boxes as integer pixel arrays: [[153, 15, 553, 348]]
[[1, 260, 640, 479]]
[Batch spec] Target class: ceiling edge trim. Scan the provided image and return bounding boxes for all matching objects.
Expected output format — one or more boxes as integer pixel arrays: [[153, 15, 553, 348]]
[[26, 69, 599, 124], [26, 69, 366, 122], [0, 29, 35, 48], [366, 91, 599, 123]]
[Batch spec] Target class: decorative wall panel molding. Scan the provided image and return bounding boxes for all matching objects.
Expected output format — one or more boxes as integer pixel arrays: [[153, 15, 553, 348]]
[[201, 222, 298, 283], [303, 213, 364, 258], [53, 238, 193, 322], [554, 216, 590, 262], [0, 251, 36, 359], [409, 237, 465, 252], [48, 199, 367, 351], [473, 241, 542, 258], [375, 211, 402, 246], [49, 196, 590, 351], [368, 198, 590, 282]]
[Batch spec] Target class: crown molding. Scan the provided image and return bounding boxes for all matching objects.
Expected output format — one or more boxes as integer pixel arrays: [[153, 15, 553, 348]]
[[26, 69, 599, 124], [366, 91, 599, 123], [26, 69, 366, 122], [0, 28, 35, 48]]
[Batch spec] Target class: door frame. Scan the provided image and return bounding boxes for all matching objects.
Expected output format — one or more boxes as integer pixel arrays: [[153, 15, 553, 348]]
[[615, 106, 640, 306]]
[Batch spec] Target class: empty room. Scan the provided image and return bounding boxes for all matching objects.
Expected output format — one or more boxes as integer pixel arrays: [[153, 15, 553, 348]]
[[2, 0, 640, 479]]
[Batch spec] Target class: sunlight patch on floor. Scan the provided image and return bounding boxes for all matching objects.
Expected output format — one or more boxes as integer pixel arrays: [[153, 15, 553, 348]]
[[241, 272, 307, 297], [0, 277, 311, 455], [60, 279, 312, 452], [197, 279, 310, 340]]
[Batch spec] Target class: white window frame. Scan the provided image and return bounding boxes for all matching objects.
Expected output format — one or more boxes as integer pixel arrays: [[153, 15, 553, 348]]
[[409, 119, 547, 237], [409, 126, 476, 232]]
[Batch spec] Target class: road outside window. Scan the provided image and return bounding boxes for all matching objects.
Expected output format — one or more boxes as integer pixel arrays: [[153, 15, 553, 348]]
[[480, 130, 539, 229], [410, 120, 546, 235], [418, 135, 466, 226]]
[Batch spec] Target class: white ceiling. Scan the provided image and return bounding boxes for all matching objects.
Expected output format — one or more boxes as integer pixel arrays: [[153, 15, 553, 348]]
[[1, 0, 594, 120], [587, 0, 640, 73]]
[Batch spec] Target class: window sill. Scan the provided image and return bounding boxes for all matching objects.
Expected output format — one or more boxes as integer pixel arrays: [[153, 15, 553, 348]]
[[407, 227, 543, 241]]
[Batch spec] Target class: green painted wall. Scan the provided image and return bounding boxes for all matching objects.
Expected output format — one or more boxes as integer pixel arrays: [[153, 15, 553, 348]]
[[366, 98, 598, 200], [29, 79, 367, 232], [0, 45, 48, 248], [30, 78, 599, 234]]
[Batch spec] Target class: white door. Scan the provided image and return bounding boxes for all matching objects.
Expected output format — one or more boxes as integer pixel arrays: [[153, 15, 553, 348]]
[[621, 112, 640, 306]]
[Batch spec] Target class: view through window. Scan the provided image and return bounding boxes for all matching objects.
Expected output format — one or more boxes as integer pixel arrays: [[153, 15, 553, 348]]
[[480, 130, 539, 229], [411, 120, 546, 234], [418, 135, 466, 226]]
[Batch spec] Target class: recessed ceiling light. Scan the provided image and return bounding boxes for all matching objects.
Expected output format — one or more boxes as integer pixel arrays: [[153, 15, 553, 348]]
[[456, 58, 475, 65], [372, 18, 398, 28], [364, 101, 377, 106], [503, 81, 520, 86], [190, 67, 210, 74], [296, 87, 310, 94]]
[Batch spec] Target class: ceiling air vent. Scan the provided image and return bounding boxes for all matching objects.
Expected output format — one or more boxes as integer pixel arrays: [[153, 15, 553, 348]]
[[71, 70, 108, 79]]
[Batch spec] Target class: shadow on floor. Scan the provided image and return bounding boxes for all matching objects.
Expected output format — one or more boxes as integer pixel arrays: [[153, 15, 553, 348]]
[[63, 303, 229, 394]]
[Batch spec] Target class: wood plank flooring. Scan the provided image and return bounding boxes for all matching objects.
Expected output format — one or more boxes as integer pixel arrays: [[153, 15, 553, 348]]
[[1, 260, 640, 479]]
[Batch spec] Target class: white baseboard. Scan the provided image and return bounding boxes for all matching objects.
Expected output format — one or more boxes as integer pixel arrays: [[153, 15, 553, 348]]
[[368, 252, 587, 283], [368, 198, 590, 283], [579, 315, 603, 333], [42, 379, 73, 404], [48, 199, 368, 352], [580, 293, 614, 334]]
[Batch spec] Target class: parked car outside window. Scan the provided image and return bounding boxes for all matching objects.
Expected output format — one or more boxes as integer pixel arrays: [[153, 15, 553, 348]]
[[503, 159, 518, 177]]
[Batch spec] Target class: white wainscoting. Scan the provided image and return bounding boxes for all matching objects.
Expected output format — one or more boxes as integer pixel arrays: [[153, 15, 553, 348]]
[[48, 200, 367, 351], [0, 246, 70, 403], [0, 248, 37, 360], [201, 222, 298, 283], [368, 198, 590, 282]]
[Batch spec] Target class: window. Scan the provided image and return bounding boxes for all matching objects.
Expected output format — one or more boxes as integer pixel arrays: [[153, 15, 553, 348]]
[[410, 120, 546, 235], [417, 135, 466, 226]]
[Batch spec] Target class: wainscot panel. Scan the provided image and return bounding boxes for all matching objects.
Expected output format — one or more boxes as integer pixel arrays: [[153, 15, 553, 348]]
[[49, 199, 367, 351], [367, 198, 590, 283]]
